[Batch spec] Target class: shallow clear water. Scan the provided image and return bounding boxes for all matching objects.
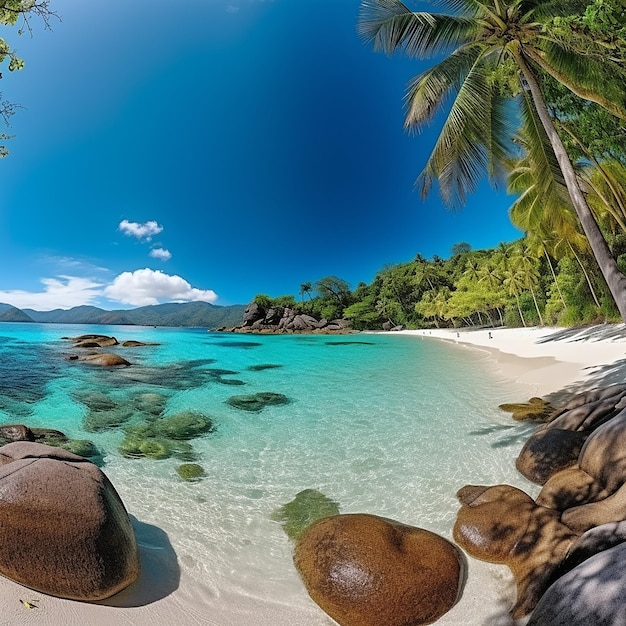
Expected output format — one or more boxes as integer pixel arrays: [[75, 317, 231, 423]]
[[0, 323, 539, 623]]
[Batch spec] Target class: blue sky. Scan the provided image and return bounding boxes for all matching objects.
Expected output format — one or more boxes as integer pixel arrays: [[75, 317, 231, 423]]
[[0, 0, 521, 310]]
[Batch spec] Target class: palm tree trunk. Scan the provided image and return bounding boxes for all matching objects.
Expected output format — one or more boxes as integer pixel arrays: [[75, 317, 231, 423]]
[[544, 250, 567, 308], [515, 293, 527, 327], [568, 242, 602, 309], [516, 52, 626, 322], [529, 284, 544, 325]]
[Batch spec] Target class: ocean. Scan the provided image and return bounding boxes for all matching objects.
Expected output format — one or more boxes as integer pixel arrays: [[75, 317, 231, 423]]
[[0, 323, 539, 624]]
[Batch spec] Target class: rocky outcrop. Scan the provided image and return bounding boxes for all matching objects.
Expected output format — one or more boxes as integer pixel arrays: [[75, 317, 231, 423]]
[[294, 513, 464, 626], [221, 302, 355, 334], [527, 541, 626, 626], [0, 442, 140, 600], [453, 384, 626, 619]]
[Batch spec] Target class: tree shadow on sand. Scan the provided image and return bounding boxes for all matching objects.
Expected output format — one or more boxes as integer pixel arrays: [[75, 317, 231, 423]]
[[95, 516, 180, 607]]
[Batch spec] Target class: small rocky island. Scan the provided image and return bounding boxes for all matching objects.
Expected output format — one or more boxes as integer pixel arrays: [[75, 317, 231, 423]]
[[218, 301, 357, 334]]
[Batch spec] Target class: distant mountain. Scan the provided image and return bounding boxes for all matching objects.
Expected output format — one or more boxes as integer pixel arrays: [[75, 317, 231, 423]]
[[0, 305, 35, 323], [0, 301, 246, 329]]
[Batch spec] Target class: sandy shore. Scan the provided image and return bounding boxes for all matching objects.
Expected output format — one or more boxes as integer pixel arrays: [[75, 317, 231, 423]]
[[3, 324, 626, 625], [403, 324, 626, 402]]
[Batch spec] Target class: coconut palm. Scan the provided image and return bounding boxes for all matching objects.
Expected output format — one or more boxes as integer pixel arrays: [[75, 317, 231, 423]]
[[358, 0, 626, 321]]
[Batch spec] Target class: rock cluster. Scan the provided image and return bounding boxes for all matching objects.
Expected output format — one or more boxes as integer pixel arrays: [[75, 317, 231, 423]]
[[454, 384, 626, 621], [220, 302, 355, 334], [0, 442, 140, 600], [64, 334, 159, 367]]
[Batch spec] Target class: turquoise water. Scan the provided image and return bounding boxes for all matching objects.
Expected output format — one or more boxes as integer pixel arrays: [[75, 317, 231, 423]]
[[0, 323, 538, 623]]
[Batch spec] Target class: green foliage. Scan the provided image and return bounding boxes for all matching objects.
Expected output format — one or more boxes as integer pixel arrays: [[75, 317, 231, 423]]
[[0, 1, 58, 156]]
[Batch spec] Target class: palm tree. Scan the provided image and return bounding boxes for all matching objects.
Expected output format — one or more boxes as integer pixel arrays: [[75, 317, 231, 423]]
[[358, 0, 626, 321]]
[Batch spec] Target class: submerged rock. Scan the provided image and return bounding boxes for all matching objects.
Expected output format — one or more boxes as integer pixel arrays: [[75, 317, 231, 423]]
[[176, 463, 205, 481], [0, 442, 140, 600], [226, 392, 289, 412], [154, 411, 215, 440], [294, 513, 464, 626], [271, 489, 340, 541]]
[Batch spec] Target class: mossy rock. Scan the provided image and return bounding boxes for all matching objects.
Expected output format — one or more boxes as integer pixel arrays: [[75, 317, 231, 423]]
[[169, 440, 199, 462], [72, 390, 118, 412], [226, 392, 290, 412], [119, 433, 173, 459], [176, 463, 206, 481], [499, 397, 554, 422], [154, 411, 215, 440], [61, 438, 100, 458], [255, 392, 289, 406], [271, 488, 340, 541], [83, 407, 133, 432], [132, 392, 168, 417], [123, 422, 157, 438]]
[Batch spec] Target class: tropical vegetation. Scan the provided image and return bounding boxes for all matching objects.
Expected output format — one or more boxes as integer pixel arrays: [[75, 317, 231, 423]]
[[253, 0, 626, 331], [0, 0, 57, 156], [355, 0, 626, 321]]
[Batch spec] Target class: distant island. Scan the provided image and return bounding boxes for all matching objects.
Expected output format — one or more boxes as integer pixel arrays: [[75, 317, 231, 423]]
[[0, 301, 246, 329]]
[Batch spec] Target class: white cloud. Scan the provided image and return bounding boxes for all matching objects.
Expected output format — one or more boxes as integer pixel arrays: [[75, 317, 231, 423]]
[[149, 247, 172, 261], [104, 268, 218, 306], [118, 219, 163, 241], [0, 276, 104, 311]]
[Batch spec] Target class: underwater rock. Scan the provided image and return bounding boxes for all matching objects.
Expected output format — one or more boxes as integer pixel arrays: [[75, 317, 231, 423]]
[[61, 439, 100, 458], [226, 392, 289, 412], [119, 423, 201, 461], [154, 411, 214, 440], [294, 513, 464, 626], [0, 442, 140, 600], [131, 392, 168, 417], [83, 407, 134, 432], [176, 463, 205, 481], [72, 390, 119, 412], [247, 364, 283, 371], [271, 488, 340, 542]]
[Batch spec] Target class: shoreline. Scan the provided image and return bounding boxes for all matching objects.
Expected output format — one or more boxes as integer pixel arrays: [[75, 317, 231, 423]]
[[3, 323, 626, 625], [398, 325, 626, 403]]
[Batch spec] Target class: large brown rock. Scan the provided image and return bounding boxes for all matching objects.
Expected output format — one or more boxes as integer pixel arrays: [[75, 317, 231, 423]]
[[453, 484, 576, 618], [0, 442, 140, 600], [79, 353, 131, 367], [294, 513, 464, 626]]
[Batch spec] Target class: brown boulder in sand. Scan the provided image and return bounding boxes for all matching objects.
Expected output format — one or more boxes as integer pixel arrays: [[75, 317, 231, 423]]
[[0, 442, 140, 600], [453, 484, 576, 618], [294, 513, 464, 626]]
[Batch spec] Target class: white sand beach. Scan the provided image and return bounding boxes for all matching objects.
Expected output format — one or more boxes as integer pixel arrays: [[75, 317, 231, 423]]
[[3, 324, 626, 626]]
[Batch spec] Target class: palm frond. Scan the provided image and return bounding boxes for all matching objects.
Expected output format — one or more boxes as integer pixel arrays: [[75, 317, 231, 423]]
[[416, 51, 512, 207], [527, 41, 626, 118], [527, 0, 593, 21], [403, 42, 486, 127], [358, 0, 477, 58]]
